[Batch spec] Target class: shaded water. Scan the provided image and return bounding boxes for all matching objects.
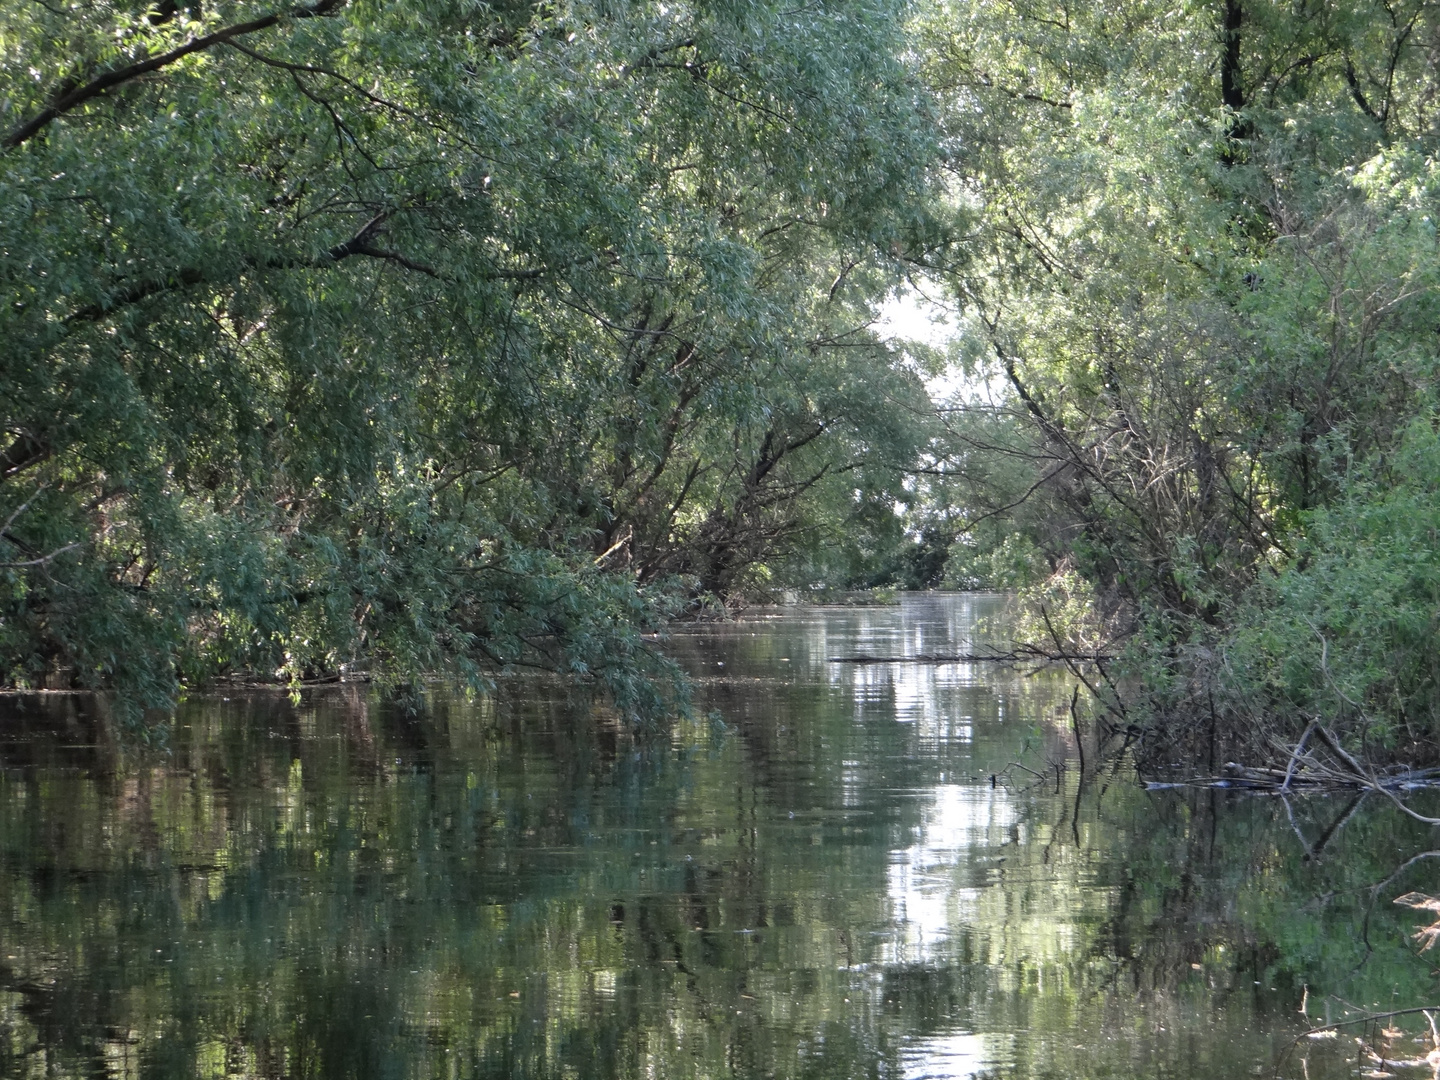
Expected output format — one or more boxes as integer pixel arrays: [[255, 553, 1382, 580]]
[[3, 594, 1440, 1078]]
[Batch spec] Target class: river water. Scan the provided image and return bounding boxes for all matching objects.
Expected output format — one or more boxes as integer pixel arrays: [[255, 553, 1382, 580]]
[[2, 594, 1439, 1078]]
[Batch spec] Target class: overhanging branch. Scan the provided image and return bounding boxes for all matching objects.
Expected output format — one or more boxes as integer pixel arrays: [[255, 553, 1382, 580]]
[[67, 211, 436, 323], [4, 0, 347, 151]]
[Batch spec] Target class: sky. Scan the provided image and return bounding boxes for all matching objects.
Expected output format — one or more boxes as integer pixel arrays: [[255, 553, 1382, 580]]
[[875, 285, 1000, 404]]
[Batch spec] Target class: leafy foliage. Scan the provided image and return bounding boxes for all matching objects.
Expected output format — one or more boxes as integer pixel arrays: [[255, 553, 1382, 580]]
[[1228, 420, 1440, 749], [0, 0, 954, 718], [914, 0, 1440, 761]]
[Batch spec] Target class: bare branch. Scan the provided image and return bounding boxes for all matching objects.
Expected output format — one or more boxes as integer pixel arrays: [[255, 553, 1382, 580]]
[[0, 541, 79, 568]]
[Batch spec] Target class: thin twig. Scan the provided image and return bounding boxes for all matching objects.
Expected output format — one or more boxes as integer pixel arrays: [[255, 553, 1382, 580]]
[[1069, 683, 1085, 778]]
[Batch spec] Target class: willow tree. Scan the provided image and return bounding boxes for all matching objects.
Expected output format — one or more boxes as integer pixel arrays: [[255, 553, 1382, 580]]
[[918, 0, 1440, 758], [0, 0, 952, 717]]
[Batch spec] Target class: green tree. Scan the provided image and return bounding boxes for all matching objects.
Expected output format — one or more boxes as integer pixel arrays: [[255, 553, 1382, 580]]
[[915, 0, 1440, 759], [0, 0, 952, 718]]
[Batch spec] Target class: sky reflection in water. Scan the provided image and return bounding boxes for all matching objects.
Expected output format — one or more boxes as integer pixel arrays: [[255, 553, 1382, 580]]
[[2, 594, 1439, 1079]]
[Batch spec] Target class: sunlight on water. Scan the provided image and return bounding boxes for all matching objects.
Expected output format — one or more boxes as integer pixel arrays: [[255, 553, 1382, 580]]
[[901, 1031, 989, 1080], [886, 784, 1015, 962], [0, 595, 1435, 1079]]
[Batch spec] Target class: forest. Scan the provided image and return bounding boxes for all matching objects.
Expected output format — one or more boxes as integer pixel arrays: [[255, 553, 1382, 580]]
[[3, 0, 1439, 767]]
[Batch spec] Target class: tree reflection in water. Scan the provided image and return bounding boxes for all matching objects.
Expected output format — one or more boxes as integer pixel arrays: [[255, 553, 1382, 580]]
[[0, 596, 1436, 1079]]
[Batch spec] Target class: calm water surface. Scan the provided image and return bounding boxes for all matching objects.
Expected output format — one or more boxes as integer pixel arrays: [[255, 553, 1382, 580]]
[[3, 594, 1439, 1078]]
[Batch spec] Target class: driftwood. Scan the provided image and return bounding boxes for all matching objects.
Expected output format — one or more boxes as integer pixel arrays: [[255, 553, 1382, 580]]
[[1275, 1006, 1440, 1078], [1148, 720, 1440, 822]]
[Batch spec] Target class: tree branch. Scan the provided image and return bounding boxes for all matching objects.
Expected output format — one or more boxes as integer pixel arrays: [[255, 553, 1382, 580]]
[[4, 0, 347, 151], [66, 211, 436, 323], [0, 432, 51, 480], [0, 541, 79, 568], [1343, 56, 1387, 127]]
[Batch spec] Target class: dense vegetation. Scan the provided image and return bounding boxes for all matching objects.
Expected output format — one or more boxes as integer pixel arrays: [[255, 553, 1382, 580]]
[[914, 0, 1440, 765], [6, 0, 1440, 762], [0, 0, 956, 718]]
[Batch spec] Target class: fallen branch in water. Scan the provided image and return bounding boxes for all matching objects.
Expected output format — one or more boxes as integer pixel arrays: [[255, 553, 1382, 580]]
[[1145, 720, 1440, 811], [1274, 1006, 1440, 1079], [828, 648, 1115, 665]]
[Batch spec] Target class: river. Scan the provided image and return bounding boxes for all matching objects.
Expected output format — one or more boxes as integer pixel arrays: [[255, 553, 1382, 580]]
[[1, 594, 1437, 1078]]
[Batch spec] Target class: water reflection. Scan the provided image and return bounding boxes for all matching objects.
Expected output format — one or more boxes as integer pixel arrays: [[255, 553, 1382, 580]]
[[887, 784, 1015, 964], [0, 595, 1437, 1079], [902, 1031, 987, 1080]]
